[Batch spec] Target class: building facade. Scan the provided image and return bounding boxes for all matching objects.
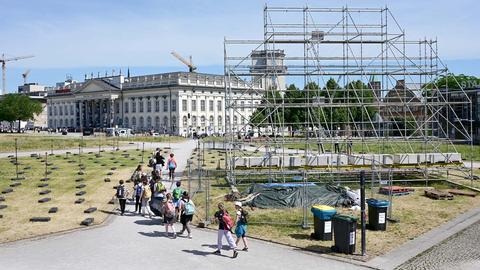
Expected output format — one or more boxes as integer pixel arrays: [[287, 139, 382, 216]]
[[46, 72, 261, 136]]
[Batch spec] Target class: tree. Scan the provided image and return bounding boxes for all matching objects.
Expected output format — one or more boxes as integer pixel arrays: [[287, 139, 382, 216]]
[[0, 94, 43, 132]]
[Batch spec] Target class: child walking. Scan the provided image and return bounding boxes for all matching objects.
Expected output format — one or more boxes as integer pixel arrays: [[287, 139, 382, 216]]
[[162, 193, 177, 238], [212, 203, 238, 258], [178, 192, 195, 239], [234, 201, 249, 251]]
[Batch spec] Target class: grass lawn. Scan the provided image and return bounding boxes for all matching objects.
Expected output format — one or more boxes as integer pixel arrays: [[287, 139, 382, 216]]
[[189, 166, 480, 260], [0, 148, 149, 243]]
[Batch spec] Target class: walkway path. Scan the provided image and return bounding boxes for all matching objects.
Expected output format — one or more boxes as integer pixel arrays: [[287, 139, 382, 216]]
[[0, 139, 369, 270]]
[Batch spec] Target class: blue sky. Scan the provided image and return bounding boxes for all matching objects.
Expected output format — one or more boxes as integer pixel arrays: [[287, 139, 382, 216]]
[[1, 0, 479, 92]]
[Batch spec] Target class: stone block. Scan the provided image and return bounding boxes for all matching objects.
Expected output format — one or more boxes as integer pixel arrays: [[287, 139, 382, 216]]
[[0, 205, 7, 209], [76, 184, 86, 189], [80, 218, 94, 226], [10, 182, 21, 187], [75, 198, 85, 204], [76, 191, 86, 196], [39, 190, 51, 195], [2, 188, 13, 194], [38, 198, 51, 203], [48, 207, 58, 213], [38, 183, 49, 188], [84, 207, 97, 214], [30, 217, 51, 222]]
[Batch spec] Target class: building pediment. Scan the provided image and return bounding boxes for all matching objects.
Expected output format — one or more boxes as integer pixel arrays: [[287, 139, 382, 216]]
[[74, 79, 119, 94]]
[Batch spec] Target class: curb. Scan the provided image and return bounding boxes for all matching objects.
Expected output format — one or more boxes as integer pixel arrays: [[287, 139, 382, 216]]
[[366, 206, 480, 270]]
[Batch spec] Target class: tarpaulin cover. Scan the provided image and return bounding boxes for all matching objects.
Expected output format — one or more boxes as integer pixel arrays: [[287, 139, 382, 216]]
[[242, 183, 353, 209]]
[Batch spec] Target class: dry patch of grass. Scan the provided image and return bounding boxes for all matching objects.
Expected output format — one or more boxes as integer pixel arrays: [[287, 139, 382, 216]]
[[0, 149, 146, 243]]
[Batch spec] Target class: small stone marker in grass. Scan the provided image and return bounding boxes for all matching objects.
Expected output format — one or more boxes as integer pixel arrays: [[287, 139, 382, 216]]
[[0, 197, 5, 202], [111, 167, 117, 170], [80, 218, 94, 226], [48, 207, 58, 213], [84, 207, 97, 214], [46, 171, 52, 175], [10, 182, 21, 187], [38, 183, 49, 188], [76, 184, 86, 189], [104, 178, 111, 182], [75, 178, 85, 182], [38, 198, 51, 203], [68, 160, 76, 163], [0, 205, 7, 210], [11, 177, 25, 181], [78, 171, 85, 175], [107, 172, 113, 175], [24, 166, 32, 170], [75, 198, 85, 204], [2, 188, 13, 194], [40, 178, 50, 182], [39, 190, 51, 195], [51, 167, 59, 170], [76, 191, 86, 196], [30, 217, 51, 222]]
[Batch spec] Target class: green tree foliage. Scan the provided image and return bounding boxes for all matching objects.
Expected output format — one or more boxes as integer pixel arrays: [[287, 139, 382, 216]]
[[0, 94, 43, 131], [249, 90, 284, 127], [424, 73, 480, 90]]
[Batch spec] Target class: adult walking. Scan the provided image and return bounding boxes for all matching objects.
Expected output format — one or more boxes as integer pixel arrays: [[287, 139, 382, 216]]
[[155, 148, 165, 174], [212, 203, 238, 258], [178, 192, 195, 239], [133, 178, 144, 214], [234, 201, 249, 251], [167, 153, 177, 189]]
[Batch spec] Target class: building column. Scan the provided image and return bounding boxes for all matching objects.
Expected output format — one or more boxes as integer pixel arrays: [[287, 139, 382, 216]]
[[109, 99, 115, 128]]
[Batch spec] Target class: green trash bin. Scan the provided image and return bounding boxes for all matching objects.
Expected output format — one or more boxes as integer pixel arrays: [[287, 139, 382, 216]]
[[311, 205, 337, 241], [332, 215, 357, 254], [367, 199, 390, 231]]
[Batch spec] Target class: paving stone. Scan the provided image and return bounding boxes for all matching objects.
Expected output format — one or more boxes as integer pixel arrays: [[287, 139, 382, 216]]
[[30, 217, 51, 222], [75, 198, 85, 204], [10, 182, 21, 187], [76, 184, 86, 189], [80, 217, 94, 226], [84, 207, 97, 214], [38, 198, 51, 203], [0, 205, 7, 210], [37, 183, 49, 188], [76, 191, 86, 196], [48, 207, 58, 213], [1, 188, 13, 194], [39, 190, 51, 195]]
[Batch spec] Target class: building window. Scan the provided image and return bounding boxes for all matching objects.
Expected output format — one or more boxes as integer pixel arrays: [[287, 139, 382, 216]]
[[182, 100, 187, 111], [163, 116, 168, 131], [59, 106, 63, 116], [124, 117, 129, 127], [131, 100, 136, 113], [218, 116, 222, 127], [147, 100, 151, 112], [183, 116, 188, 126], [155, 99, 160, 112], [163, 99, 168, 112], [191, 100, 197, 111], [152, 116, 159, 130], [172, 116, 177, 131], [60, 119, 63, 127], [53, 106, 57, 116], [48, 106, 52, 116], [115, 102, 119, 114], [233, 116, 238, 125], [139, 116, 144, 129], [217, 100, 222, 111], [131, 116, 136, 127], [240, 101, 245, 111], [70, 119, 74, 127], [124, 102, 129, 113], [241, 117, 245, 125], [48, 119, 52, 127], [201, 116, 206, 127], [209, 100, 214, 111], [147, 116, 152, 128], [139, 99, 144, 113], [209, 116, 214, 126], [64, 105, 68, 115], [200, 100, 206, 111], [192, 116, 197, 127], [171, 100, 176, 112]]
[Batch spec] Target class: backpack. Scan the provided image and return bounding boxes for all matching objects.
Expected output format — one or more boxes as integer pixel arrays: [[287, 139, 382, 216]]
[[155, 182, 165, 193], [239, 209, 248, 224], [184, 199, 195, 215], [116, 185, 125, 199], [165, 202, 175, 218], [222, 212, 234, 231], [143, 187, 152, 199], [168, 159, 176, 169], [135, 185, 143, 197], [148, 158, 156, 167], [173, 188, 183, 200]]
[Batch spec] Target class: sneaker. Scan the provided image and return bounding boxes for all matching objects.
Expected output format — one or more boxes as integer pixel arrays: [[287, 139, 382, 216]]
[[212, 250, 221, 255], [188, 234, 192, 239], [173, 233, 177, 239], [232, 250, 238, 258], [242, 247, 249, 252]]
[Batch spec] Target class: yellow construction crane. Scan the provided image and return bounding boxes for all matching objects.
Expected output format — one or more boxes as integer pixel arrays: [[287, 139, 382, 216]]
[[0, 53, 35, 94], [171, 51, 197, 72], [22, 69, 31, 85]]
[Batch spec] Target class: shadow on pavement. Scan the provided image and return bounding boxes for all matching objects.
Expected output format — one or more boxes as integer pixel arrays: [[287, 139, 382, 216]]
[[201, 244, 235, 250], [138, 231, 168, 238], [135, 219, 163, 226], [182, 249, 233, 258]]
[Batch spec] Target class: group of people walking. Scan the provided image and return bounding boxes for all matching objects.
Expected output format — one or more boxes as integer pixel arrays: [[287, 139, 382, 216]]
[[114, 147, 249, 258]]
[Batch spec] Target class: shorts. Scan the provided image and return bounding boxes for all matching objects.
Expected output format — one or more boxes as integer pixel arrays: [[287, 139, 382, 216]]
[[180, 214, 193, 225], [235, 224, 247, 238], [155, 164, 163, 171], [173, 199, 180, 208]]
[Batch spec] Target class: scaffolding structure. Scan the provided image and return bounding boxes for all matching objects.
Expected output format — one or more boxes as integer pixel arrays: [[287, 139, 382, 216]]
[[224, 6, 474, 187]]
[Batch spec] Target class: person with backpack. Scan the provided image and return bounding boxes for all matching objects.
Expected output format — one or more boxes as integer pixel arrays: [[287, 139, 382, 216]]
[[140, 176, 153, 218], [178, 192, 195, 239], [130, 165, 143, 183], [155, 148, 165, 173], [234, 201, 249, 251], [172, 181, 184, 221], [212, 203, 238, 258], [116, 180, 129, 216], [167, 153, 177, 188], [133, 179, 144, 214], [162, 193, 177, 238]]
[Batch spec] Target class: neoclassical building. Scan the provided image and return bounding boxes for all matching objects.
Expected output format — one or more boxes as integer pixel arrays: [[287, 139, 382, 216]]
[[46, 72, 261, 136]]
